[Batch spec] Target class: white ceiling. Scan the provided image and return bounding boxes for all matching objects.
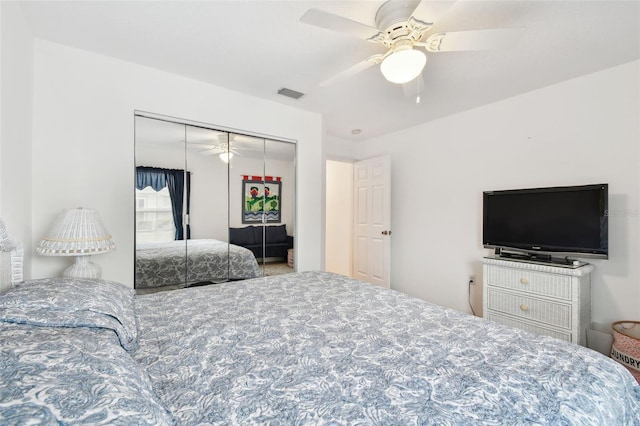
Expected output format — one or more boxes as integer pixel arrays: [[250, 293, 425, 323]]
[[21, 1, 640, 141]]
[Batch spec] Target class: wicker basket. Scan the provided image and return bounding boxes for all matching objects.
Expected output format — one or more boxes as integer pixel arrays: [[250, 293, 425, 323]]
[[611, 321, 640, 383]]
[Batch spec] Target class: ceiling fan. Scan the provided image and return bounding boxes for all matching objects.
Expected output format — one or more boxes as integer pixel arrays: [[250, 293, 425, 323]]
[[300, 0, 521, 90], [186, 133, 234, 162], [196, 133, 264, 162]]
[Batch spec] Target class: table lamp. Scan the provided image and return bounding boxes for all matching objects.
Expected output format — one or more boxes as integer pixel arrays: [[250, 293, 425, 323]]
[[0, 217, 24, 286], [36, 207, 116, 279]]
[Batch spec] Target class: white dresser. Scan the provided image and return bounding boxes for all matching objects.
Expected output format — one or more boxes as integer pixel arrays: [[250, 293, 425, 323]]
[[482, 256, 594, 346]]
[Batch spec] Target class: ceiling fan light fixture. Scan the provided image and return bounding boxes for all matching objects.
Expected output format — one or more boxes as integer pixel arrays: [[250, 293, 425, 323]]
[[219, 152, 234, 163], [380, 48, 426, 84]]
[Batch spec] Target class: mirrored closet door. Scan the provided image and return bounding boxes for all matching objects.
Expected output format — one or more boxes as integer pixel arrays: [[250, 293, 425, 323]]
[[228, 135, 296, 276], [134, 114, 296, 291], [134, 115, 231, 291]]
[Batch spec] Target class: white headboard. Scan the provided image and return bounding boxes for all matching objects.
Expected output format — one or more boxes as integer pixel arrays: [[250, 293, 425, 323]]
[[0, 218, 23, 291]]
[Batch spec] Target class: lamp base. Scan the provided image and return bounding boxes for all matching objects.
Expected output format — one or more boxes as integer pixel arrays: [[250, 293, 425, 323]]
[[63, 255, 102, 279]]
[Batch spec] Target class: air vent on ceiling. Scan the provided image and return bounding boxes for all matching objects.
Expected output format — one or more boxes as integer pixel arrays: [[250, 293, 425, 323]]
[[277, 87, 305, 100]]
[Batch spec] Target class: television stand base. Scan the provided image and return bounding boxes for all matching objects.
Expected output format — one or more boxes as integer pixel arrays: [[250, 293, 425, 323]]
[[491, 250, 588, 269], [482, 257, 594, 345]]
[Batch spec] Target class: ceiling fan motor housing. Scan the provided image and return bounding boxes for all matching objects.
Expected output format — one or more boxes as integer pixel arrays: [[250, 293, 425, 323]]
[[375, 0, 430, 47], [375, 0, 420, 29]]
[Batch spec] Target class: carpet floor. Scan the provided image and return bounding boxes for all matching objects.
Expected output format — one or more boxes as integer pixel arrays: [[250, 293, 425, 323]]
[[262, 261, 294, 276]]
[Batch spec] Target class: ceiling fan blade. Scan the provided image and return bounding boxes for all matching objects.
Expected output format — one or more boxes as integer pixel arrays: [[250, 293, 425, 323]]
[[319, 54, 384, 87], [402, 73, 425, 99], [202, 149, 243, 156], [300, 9, 384, 42], [422, 28, 524, 52], [408, 0, 456, 32]]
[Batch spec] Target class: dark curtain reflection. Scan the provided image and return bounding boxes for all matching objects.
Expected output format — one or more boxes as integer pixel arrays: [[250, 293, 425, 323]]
[[136, 166, 191, 240]]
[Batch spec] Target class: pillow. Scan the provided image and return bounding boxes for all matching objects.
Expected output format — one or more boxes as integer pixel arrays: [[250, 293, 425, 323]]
[[265, 224, 288, 243], [0, 323, 174, 425], [0, 277, 138, 350], [229, 226, 255, 245]]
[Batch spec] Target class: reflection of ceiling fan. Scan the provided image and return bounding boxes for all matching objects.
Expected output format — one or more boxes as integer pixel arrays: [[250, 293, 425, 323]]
[[300, 0, 521, 92], [195, 134, 235, 162], [196, 134, 261, 162]]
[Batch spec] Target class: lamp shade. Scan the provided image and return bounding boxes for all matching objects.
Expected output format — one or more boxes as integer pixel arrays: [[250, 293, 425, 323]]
[[36, 208, 115, 256], [380, 48, 427, 84]]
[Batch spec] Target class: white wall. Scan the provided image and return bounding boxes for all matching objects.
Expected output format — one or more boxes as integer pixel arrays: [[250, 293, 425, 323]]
[[325, 160, 353, 276], [30, 39, 322, 286], [322, 134, 359, 273], [325, 134, 359, 160], [186, 145, 230, 241], [356, 60, 640, 325], [0, 2, 33, 288]]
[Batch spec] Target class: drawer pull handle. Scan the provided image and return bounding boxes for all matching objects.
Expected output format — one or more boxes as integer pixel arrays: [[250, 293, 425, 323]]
[[520, 304, 529, 312], [520, 277, 529, 285]]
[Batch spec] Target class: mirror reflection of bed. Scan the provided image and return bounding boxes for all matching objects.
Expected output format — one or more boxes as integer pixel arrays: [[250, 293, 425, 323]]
[[134, 114, 295, 293]]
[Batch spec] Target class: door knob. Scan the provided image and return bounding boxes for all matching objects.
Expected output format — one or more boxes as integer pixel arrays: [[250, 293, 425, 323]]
[[381, 230, 392, 235]]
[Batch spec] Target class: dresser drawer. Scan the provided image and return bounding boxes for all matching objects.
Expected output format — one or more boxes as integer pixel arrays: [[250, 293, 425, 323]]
[[482, 258, 593, 346], [485, 265, 572, 300], [486, 288, 572, 329], [486, 311, 572, 342]]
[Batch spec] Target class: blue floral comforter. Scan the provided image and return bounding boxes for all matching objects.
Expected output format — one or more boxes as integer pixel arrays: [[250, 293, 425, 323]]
[[136, 239, 261, 289], [0, 278, 174, 425], [134, 271, 640, 425], [1, 272, 639, 425]]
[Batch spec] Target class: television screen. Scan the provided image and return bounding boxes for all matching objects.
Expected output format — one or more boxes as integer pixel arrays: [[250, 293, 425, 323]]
[[483, 184, 608, 258]]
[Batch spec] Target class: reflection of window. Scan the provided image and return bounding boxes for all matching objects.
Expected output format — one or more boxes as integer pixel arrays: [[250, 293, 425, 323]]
[[136, 187, 175, 243]]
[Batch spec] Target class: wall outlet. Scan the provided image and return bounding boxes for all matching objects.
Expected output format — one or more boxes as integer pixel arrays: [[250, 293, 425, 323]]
[[469, 275, 476, 285]]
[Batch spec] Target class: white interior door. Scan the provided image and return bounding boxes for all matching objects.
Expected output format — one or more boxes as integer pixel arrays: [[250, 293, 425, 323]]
[[353, 156, 391, 288]]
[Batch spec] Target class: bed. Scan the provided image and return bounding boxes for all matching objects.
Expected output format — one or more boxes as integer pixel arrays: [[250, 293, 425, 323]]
[[1, 272, 639, 425], [135, 239, 261, 289]]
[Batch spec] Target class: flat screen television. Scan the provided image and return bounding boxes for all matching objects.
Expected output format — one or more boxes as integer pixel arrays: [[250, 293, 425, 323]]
[[483, 184, 608, 260]]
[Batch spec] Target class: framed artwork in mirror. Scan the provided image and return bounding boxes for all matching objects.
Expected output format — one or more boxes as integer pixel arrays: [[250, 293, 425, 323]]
[[242, 177, 281, 223]]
